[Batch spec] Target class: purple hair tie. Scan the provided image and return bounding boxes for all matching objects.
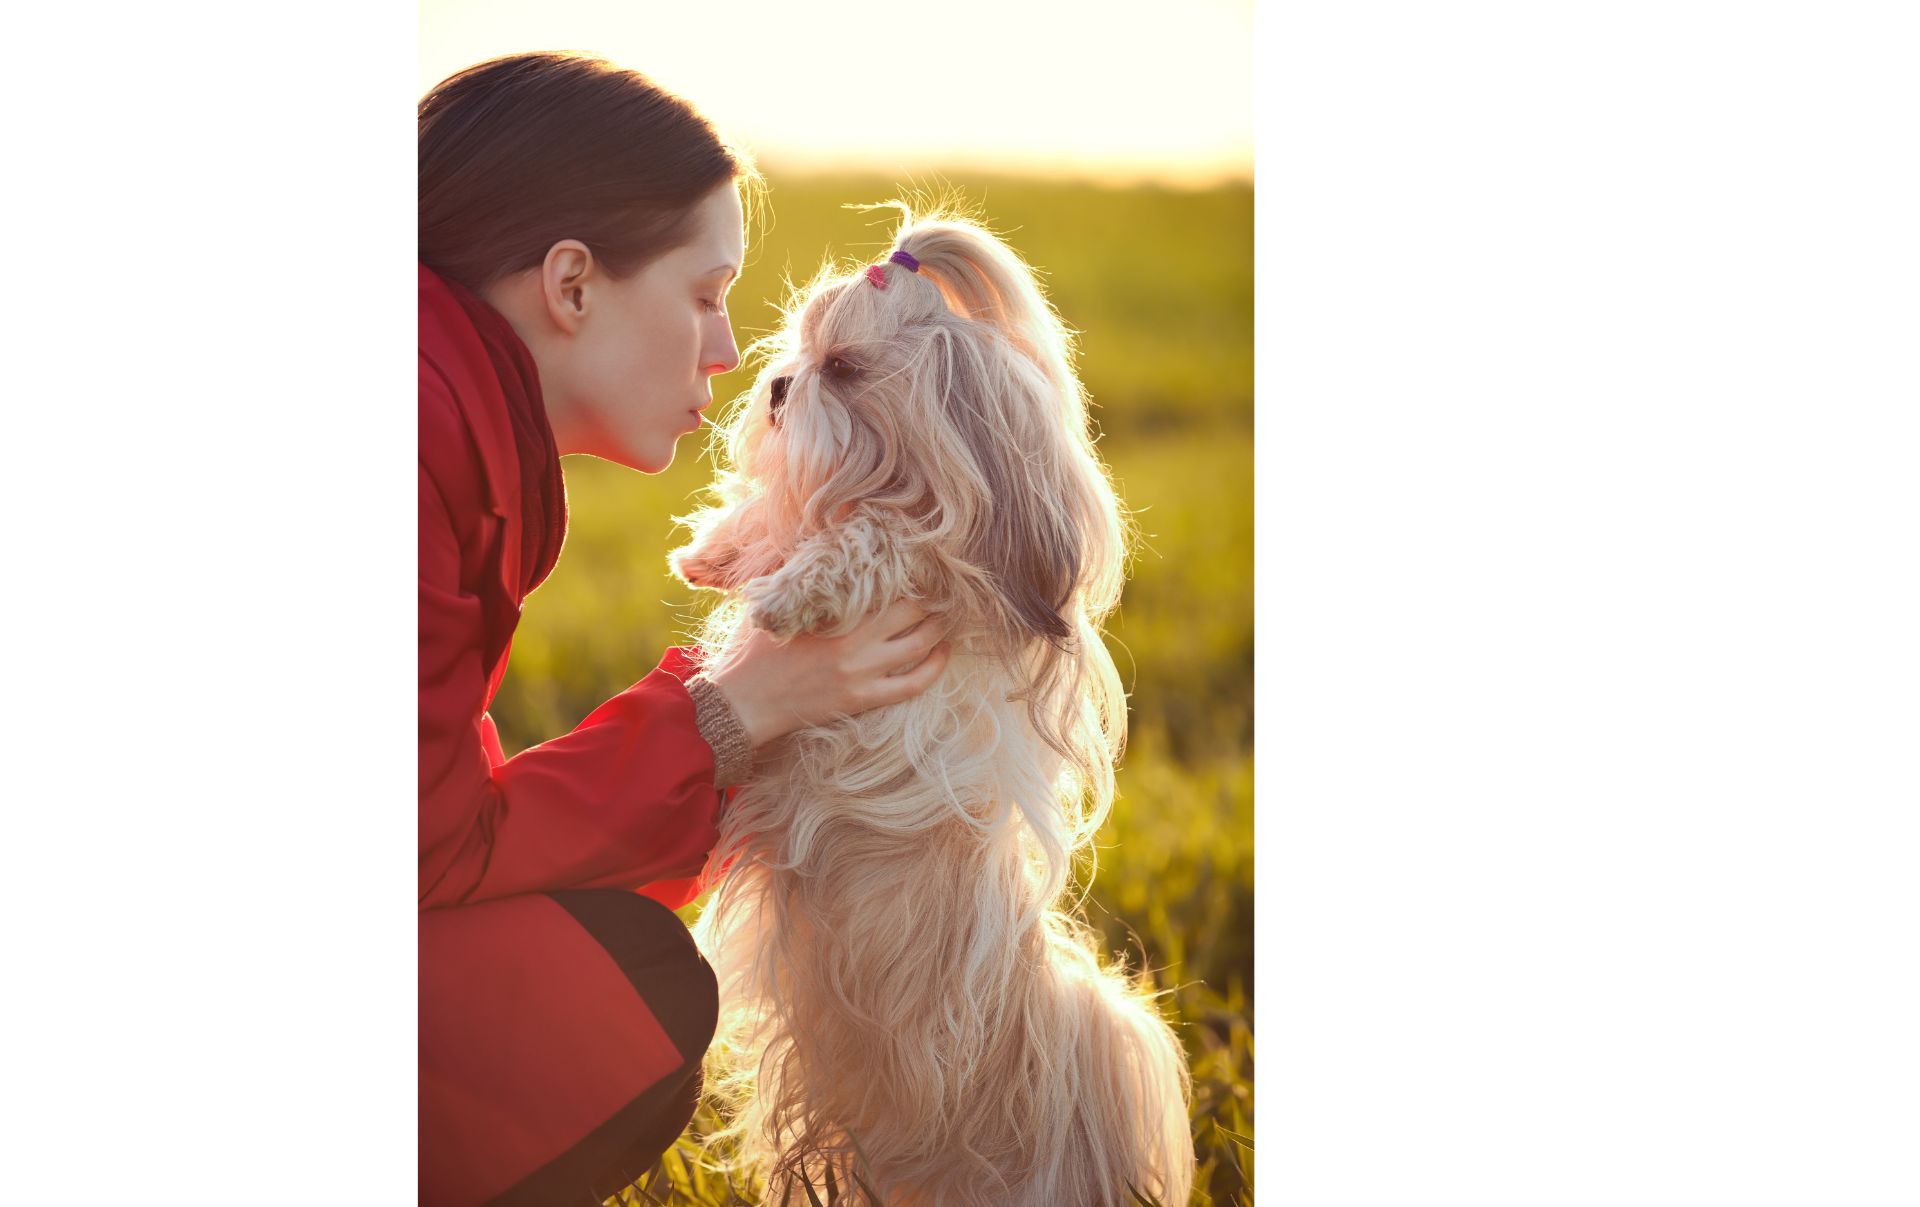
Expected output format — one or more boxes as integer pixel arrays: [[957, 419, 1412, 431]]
[[865, 249, 922, 289]]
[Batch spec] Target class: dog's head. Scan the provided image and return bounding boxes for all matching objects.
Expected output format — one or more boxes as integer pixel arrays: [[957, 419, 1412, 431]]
[[702, 211, 1128, 656]]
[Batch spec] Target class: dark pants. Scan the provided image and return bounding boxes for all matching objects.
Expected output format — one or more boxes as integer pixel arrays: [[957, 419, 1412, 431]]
[[420, 889, 719, 1206]]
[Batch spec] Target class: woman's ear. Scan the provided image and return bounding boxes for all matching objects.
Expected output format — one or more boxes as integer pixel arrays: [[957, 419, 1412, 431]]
[[539, 239, 595, 333]]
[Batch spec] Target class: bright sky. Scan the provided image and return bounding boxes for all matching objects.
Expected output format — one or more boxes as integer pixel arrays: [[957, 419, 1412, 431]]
[[418, 0, 1253, 185]]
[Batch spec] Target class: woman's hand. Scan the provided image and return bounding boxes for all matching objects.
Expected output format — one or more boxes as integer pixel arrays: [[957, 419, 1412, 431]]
[[705, 600, 951, 748]]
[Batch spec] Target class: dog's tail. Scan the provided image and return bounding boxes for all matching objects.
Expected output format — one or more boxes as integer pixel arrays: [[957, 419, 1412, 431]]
[[1039, 915, 1197, 1207]]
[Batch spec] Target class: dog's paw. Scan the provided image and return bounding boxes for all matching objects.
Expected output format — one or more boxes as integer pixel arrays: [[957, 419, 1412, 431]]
[[742, 576, 842, 638], [671, 546, 733, 590]]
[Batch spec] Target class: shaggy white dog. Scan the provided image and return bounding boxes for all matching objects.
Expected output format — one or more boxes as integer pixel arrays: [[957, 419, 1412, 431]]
[[671, 208, 1195, 1206]]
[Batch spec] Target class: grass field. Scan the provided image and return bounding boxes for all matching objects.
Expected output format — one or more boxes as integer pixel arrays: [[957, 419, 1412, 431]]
[[487, 173, 1253, 1205]]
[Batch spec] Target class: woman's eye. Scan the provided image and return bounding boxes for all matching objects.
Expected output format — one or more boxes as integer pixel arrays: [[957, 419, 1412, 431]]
[[701, 298, 724, 314]]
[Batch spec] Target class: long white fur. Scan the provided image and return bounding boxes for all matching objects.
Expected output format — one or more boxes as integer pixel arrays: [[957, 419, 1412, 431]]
[[671, 206, 1195, 1206]]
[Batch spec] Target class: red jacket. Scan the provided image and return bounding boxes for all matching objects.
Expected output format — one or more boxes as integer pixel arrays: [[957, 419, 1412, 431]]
[[418, 265, 720, 911]]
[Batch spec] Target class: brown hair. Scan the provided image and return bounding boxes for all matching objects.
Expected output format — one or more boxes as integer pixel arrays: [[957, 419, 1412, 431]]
[[419, 52, 760, 289]]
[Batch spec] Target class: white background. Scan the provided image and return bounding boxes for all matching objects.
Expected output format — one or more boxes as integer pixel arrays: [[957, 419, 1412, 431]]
[[4, 1, 1915, 1202]]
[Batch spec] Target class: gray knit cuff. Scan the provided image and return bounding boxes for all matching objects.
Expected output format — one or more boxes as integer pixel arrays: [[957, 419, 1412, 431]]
[[687, 673, 754, 787]]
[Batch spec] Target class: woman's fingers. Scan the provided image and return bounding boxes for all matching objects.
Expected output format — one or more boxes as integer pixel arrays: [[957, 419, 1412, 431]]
[[884, 634, 950, 678], [710, 602, 950, 745], [886, 613, 946, 658], [872, 597, 931, 641], [841, 600, 942, 675], [871, 641, 951, 705]]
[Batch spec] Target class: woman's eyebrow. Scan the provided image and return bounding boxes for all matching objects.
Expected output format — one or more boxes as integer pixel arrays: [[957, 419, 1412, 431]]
[[704, 262, 740, 285]]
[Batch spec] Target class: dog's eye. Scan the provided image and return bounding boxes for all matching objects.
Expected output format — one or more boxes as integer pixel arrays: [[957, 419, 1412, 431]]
[[768, 375, 791, 428], [822, 355, 859, 381]]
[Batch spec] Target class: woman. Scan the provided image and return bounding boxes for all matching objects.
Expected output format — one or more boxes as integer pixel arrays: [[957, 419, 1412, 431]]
[[417, 52, 950, 1206]]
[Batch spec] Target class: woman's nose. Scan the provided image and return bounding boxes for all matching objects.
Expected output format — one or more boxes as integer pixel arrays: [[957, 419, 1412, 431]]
[[705, 326, 741, 377]]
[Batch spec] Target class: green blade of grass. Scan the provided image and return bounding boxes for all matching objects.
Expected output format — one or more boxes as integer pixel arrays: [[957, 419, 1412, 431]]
[[850, 1166, 885, 1206], [801, 1172, 826, 1207]]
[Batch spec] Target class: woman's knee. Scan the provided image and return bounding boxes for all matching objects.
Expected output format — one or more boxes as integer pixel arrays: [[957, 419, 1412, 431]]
[[544, 888, 718, 1063]]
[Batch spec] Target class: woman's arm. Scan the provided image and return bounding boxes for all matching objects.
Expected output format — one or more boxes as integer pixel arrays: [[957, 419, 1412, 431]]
[[419, 466, 725, 909], [418, 470, 951, 911]]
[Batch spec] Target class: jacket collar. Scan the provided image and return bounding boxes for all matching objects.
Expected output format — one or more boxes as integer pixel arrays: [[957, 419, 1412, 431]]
[[419, 263, 524, 603]]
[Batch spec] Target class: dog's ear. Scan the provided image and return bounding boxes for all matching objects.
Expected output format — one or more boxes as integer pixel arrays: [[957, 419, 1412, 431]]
[[980, 485, 1078, 648], [944, 333, 1081, 649]]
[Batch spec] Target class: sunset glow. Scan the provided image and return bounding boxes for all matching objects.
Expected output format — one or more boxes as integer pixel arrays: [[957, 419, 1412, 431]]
[[419, 0, 1253, 185]]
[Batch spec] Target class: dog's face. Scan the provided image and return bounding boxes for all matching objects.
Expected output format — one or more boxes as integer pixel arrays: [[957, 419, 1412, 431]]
[[707, 263, 1100, 649]]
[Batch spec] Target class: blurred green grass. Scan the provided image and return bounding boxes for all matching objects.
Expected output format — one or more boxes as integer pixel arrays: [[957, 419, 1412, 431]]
[[488, 173, 1252, 1206]]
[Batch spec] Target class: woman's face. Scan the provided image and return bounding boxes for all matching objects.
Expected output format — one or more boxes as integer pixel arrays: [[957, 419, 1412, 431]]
[[539, 183, 746, 473]]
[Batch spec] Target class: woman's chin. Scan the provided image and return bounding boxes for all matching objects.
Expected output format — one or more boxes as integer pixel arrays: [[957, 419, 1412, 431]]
[[594, 434, 681, 476]]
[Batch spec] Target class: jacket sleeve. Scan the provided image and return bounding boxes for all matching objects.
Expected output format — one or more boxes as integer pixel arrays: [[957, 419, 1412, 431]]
[[419, 464, 723, 911]]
